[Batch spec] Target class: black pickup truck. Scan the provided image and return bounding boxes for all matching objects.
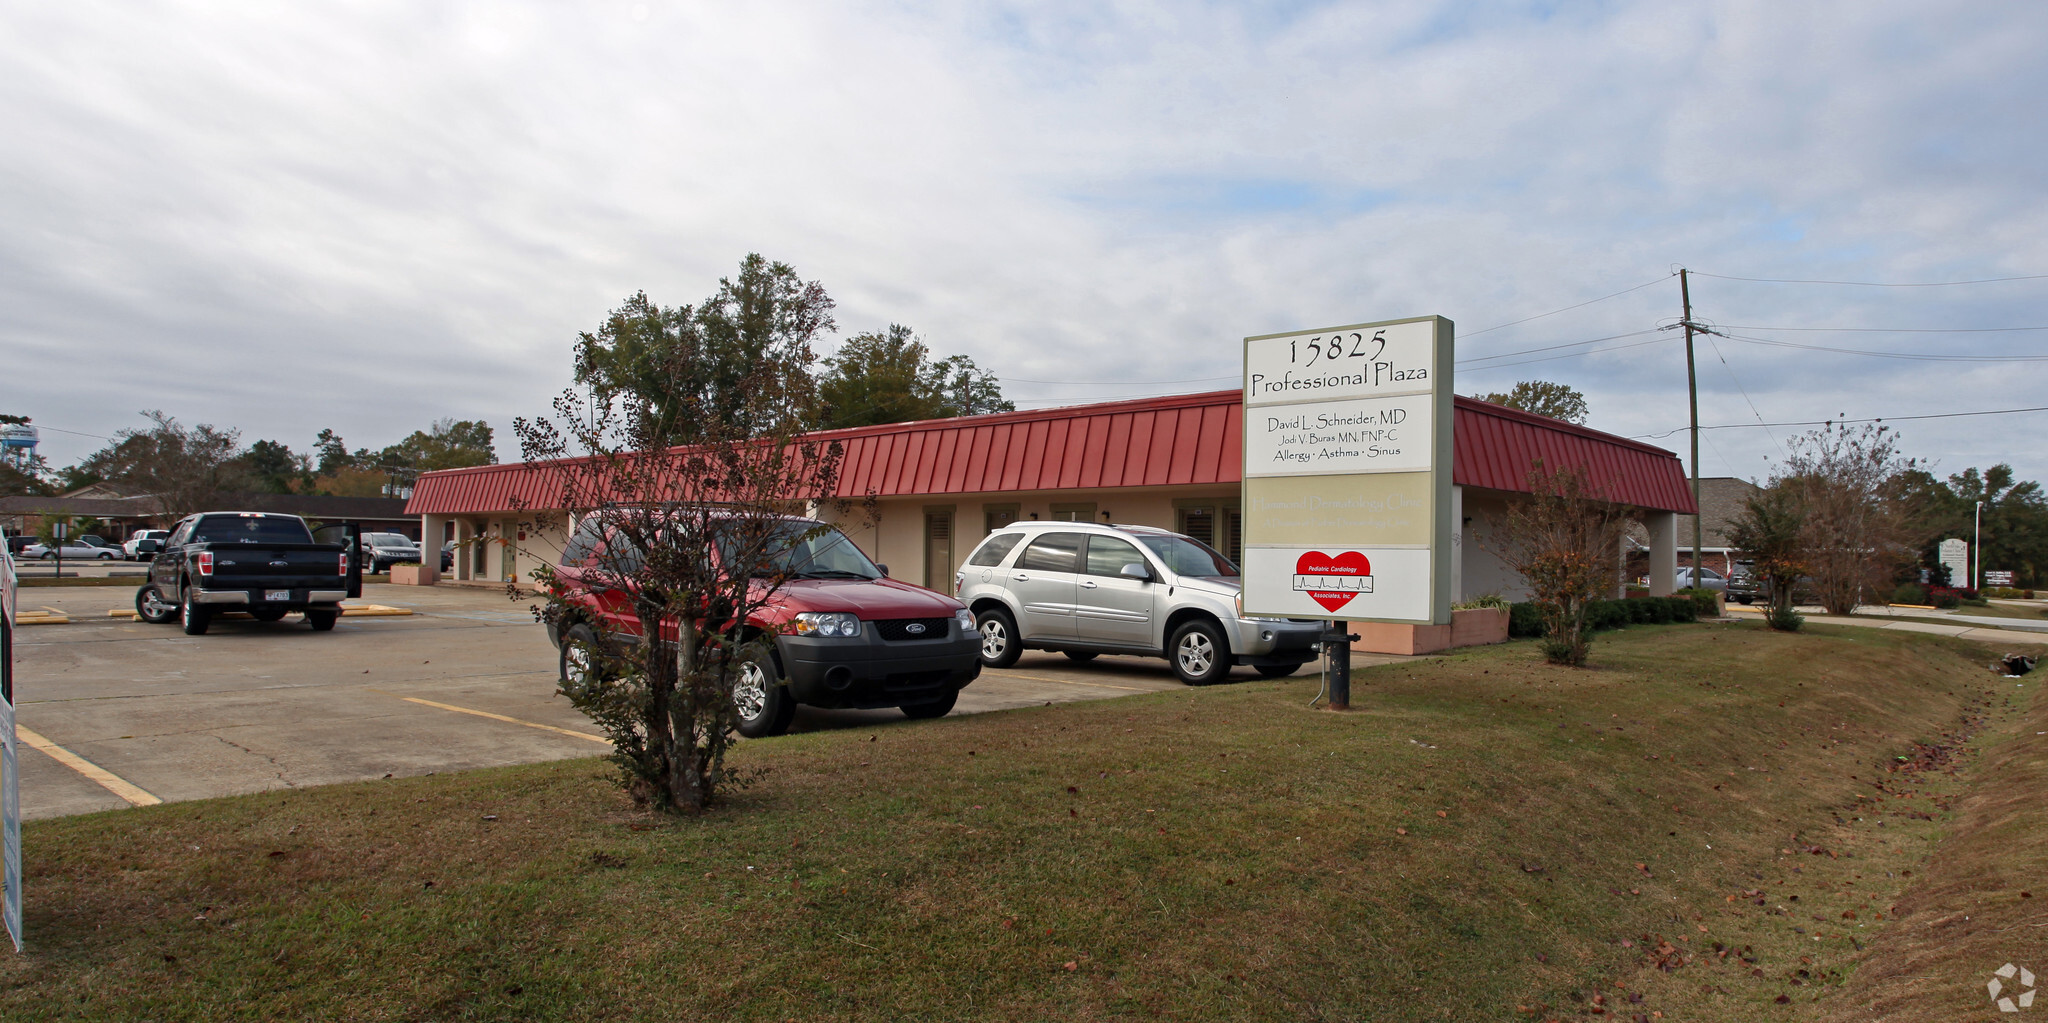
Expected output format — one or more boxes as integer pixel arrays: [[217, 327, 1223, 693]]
[[135, 512, 361, 635]]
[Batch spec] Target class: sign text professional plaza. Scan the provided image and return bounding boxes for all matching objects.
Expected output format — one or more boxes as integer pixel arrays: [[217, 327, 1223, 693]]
[[1239, 316, 1455, 624]]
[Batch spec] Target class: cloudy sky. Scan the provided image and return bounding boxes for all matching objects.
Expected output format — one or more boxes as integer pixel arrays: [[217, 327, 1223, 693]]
[[6, 1, 2047, 486]]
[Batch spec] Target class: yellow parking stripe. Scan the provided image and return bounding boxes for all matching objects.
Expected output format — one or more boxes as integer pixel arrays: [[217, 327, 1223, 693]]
[[15, 726, 162, 806], [391, 695, 610, 744]]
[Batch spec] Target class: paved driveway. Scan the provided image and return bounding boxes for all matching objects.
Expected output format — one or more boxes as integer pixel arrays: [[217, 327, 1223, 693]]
[[7, 583, 1324, 819]]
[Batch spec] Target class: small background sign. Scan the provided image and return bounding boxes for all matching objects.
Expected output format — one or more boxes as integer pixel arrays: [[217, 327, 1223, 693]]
[[1985, 570, 2015, 587], [1241, 315, 1453, 624]]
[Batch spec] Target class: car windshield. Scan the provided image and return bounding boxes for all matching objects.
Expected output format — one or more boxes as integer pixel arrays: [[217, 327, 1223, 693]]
[[367, 534, 412, 546], [1136, 533, 1238, 578], [718, 520, 881, 580], [191, 515, 314, 544]]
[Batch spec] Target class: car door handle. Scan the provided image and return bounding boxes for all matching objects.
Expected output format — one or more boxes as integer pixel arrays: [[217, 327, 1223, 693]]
[[1013, 573, 1030, 581], [1079, 580, 1098, 589]]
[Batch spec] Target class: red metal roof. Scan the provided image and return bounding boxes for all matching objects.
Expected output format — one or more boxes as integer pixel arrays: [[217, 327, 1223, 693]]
[[408, 391, 1696, 516]]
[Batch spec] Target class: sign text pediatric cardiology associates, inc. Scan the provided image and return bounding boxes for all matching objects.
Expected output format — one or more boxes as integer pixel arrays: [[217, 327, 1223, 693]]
[[1239, 316, 1454, 624]]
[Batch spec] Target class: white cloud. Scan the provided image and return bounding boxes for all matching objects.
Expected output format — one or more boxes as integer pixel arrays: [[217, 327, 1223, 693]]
[[3, 0, 2046, 486]]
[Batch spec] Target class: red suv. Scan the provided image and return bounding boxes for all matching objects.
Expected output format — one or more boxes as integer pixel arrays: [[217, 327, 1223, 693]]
[[548, 514, 980, 737]]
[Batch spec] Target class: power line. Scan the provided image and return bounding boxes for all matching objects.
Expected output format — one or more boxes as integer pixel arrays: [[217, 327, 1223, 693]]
[[1460, 274, 1673, 338], [1455, 327, 1664, 366], [1691, 270, 2048, 287], [1456, 334, 1673, 372], [1703, 334, 1785, 458], [1714, 331, 2048, 363], [1631, 404, 2048, 440], [1717, 323, 2048, 334]]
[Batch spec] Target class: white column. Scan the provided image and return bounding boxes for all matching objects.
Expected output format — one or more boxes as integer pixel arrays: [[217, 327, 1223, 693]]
[[1646, 511, 1678, 596], [418, 514, 444, 584]]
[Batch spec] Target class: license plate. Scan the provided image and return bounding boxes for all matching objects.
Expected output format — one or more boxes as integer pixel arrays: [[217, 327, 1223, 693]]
[[265, 589, 291, 602]]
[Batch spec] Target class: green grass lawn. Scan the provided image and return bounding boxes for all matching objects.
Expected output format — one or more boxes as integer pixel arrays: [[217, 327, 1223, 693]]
[[1, 621, 2035, 1022]]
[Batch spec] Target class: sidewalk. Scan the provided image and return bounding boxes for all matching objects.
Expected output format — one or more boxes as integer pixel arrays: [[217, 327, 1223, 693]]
[[1724, 604, 2048, 645]]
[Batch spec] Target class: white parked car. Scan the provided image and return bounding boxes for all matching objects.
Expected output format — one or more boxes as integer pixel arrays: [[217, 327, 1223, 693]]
[[124, 529, 171, 560], [23, 540, 118, 561], [953, 521, 1326, 685]]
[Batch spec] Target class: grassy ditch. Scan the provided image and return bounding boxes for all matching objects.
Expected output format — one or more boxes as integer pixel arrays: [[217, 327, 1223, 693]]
[[0, 622, 2032, 1021]]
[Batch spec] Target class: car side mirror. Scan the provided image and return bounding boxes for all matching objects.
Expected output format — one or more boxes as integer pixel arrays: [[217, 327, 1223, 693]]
[[875, 564, 889, 577], [1120, 562, 1152, 582]]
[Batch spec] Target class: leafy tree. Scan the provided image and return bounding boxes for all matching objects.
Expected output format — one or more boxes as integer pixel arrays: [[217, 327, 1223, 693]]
[[1479, 380, 1589, 425], [72, 411, 251, 519], [1726, 485, 1807, 630], [1492, 462, 1636, 665], [243, 439, 312, 494], [313, 428, 355, 476], [1773, 422, 1922, 614], [516, 258, 844, 813], [574, 254, 836, 434], [1895, 464, 2048, 588], [818, 324, 1014, 428]]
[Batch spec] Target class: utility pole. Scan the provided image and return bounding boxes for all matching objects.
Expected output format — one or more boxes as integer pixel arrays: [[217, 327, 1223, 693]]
[[1681, 269, 1702, 579]]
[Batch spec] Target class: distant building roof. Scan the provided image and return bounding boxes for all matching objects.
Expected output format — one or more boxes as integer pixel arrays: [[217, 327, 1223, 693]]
[[409, 390, 1697, 517]]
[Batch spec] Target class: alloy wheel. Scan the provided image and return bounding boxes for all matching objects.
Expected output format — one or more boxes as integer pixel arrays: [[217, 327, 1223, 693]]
[[733, 660, 769, 721]]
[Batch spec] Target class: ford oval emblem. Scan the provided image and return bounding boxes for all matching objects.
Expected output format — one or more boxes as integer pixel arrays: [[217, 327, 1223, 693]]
[[906, 622, 926, 635]]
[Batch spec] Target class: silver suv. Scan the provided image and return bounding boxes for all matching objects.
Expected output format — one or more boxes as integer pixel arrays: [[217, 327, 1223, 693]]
[[954, 521, 1325, 685]]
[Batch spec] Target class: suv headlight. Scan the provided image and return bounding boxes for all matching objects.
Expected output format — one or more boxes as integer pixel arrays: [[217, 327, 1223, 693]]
[[793, 611, 862, 638], [954, 608, 975, 633]]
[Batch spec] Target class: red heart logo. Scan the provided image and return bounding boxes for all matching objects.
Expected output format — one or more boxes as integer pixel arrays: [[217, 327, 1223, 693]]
[[1294, 551, 1373, 613]]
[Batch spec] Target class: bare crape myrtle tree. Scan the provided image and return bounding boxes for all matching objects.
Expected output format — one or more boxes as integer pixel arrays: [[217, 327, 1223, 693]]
[[510, 255, 849, 813]]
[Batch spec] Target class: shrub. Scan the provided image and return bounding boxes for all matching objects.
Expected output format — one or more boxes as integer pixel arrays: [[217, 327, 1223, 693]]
[[1892, 583, 1928, 606], [1933, 591, 1961, 609], [1676, 587, 1720, 618], [1453, 594, 1509, 611], [1508, 601, 1546, 638], [1585, 599, 1630, 632], [1765, 604, 1804, 631], [1666, 596, 1699, 622]]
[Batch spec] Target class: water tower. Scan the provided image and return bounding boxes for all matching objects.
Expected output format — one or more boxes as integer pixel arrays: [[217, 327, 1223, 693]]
[[0, 422, 38, 468]]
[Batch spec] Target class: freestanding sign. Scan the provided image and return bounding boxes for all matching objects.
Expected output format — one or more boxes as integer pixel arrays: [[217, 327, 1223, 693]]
[[1240, 315, 1455, 626], [2, 544, 20, 951]]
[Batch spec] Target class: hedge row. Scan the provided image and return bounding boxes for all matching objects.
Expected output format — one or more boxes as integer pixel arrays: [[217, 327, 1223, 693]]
[[1507, 592, 1712, 639]]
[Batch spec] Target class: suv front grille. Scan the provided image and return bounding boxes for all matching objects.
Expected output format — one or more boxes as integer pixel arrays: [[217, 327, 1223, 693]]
[[872, 617, 953, 641]]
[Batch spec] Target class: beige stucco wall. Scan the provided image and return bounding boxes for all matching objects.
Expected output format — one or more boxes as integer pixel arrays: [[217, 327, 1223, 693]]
[[1453, 489, 1530, 603], [819, 486, 1239, 592]]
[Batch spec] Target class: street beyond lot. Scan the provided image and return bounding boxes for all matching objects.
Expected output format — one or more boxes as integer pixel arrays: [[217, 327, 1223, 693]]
[[10, 582, 1343, 819]]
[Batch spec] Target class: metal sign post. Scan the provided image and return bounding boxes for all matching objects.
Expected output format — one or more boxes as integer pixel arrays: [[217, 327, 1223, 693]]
[[49, 521, 65, 582], [1241, 316, 1455, 707]]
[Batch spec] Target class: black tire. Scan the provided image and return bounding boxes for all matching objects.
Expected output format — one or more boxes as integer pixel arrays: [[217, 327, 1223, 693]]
[[900, 689, 958, 720], [1735, 596, 1754, 605], [135, 585, 177, 624], [558, 624, 606, 689], [305, 609, 339, 631], [39, 552, 53, 561], [250, 608, 288, 622], [732, 649, 795, 738], [180, 586, 211, 635], [1062, 651, 1099, 663], [975, 607, 1022, 668], [97, 551, 114, 560], [1168, 619, 1230, 686], [1255, 661, 1308, 679]]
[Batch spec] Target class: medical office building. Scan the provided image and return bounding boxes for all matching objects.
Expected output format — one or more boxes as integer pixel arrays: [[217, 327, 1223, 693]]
[[405, 389, 1697, 650]]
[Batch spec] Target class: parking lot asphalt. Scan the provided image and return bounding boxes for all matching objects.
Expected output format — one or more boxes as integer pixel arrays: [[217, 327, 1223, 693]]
[[9, 582, 1337, 819]]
